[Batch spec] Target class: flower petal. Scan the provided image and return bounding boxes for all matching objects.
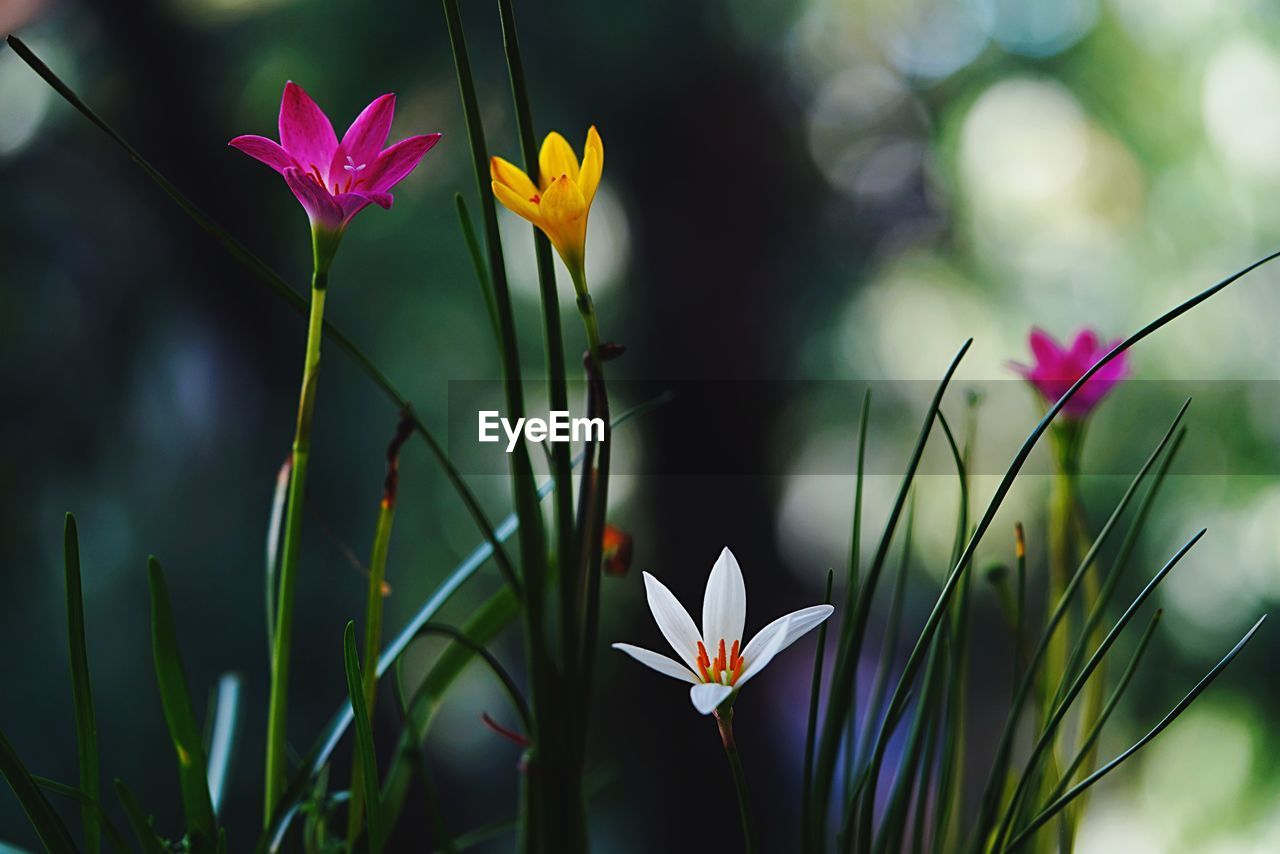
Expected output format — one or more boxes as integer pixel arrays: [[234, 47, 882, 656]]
[[611, 643, 698, 684], [283, 166, 343, 232], [278, 81, 338, 180], [365, 133, 442, 193], [642, 571, 703, 671], [340, 93, 395, 171], [577, 125, 603, 206], [228, 135, 297, 174], [538, 174, 588, 257], [490, 155, 540, 201], [690, 683, 733, 715], [493, 180, 542, 223], [738, 604, 835, 686], [702, 546, 746, 649], [538, 131, 580, 189], [1028, 327, 1063, 367]]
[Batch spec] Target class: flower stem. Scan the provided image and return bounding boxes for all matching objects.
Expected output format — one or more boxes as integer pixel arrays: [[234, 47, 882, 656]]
[[263, 266, 328, 823], [715, 706, 758, 854]]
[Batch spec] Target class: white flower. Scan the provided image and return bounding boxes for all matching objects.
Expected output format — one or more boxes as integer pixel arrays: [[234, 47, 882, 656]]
[[612, 546, 835, 715]]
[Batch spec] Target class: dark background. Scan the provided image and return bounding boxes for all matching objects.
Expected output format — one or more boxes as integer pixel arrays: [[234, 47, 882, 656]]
[[3, 0, 1280, 850]]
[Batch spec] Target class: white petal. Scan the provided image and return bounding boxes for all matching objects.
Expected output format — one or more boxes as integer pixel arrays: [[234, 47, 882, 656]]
[[642, 571, 704, 671], [611, 643, 698, 684], [738, 604, 835, 686], [690, 683, 734, 715], [702, 546, 747, 650]]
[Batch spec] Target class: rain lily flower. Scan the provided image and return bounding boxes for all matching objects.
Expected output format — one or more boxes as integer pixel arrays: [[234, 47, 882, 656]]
[[491, 127, 602, 286], [230, 82, 441, 267], [1010, 327, 1129, 419], [613, 547, 834, 715]]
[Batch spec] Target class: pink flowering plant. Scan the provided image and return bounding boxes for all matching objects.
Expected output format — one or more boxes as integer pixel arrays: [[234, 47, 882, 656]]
[[0, 9, 1275, 854]]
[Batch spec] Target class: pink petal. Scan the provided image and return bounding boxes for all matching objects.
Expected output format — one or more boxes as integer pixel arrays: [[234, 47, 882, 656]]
[[339, 93, 396, 173], [1068, 329, 1101, 363], [365, 133, 442, 193], [278, 82, 338, 182], [1028, 327, 1063, 367], [228, 135, 297, 174], [335, 190, 394, 224], [283, 167, 343, 232]]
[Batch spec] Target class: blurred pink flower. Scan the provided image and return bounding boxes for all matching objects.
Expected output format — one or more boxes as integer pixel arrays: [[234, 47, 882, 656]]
[[230, 82, 440, 235], [1011, 327, 1129, 418]]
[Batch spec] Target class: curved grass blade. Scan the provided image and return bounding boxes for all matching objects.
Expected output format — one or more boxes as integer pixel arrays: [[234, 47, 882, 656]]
[[2, 34, 519, 601], [112, 781, 164, 854], [815, 344, 972, 850], [0, 729, 78, 852], [991, 529, 1206, 850], [801, 570, 836, 854], [455, 194, 500, 348], [1002, 615, 1266, 852], [399, 623, 531, 732], [62, 514, 100, 854], [33, 777, 128, 854], [343, 622, 383, 854], [206, 673, 243, 818], [1045, 610, 1161, 808], [264, 458, 290, 659], [146, 557, 217, 849]]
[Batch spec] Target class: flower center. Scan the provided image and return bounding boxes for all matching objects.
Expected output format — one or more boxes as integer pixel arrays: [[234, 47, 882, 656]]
[[326, 155, 368, 194], [696, 638, 744, 686]]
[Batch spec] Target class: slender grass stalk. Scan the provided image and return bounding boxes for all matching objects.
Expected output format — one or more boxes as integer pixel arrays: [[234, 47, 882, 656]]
[[990, 529, 1206, 850], [496, 0, 578, 676], [455, 194, 501, 348], [343, 622, 383, 854], [801, 570, 836, 853], [1003, 615, 1266, 852], [63, 513, 100, 854], [715, 705, 758, 854], [206, 673, 243, 819], [114, 779, 166, 854], [33, 776, 130, 853], [815, 343, 971, 853], [1046, 611, 1161, 806], [347, 416, 412, 843], [0, 729, 78, 853], [3, 34, 522, 603], [264, 271, 327, 821]]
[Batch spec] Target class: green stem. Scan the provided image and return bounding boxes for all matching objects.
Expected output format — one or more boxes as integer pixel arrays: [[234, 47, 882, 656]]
[[716, 706, 757, 854], [263, 266, 328, 823], [347, 498, 397, 843]]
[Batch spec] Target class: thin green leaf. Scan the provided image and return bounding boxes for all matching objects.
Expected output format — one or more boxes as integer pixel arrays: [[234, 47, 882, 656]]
[[1003, 615, 1266, 852], [32, 777, 129, 854], [801, 570, 836, 854], [0, 728, 78, 852], [264, 457, 289, 660], [343, 622, 383, 854], [992, 530, 1206, 849], [146, 557, 217, 848], [455, 194, 501, 348], [62, 514, 100, 854], [113, 780, 165, 854], [816, 343, 971, 852]]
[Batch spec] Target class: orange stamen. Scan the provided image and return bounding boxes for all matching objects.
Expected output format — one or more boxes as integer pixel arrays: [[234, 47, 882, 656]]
[[715, 639, 727, 676], [729, 640, 741, 670], [696, 641, 712, 682], [730, 655, 744, 685]]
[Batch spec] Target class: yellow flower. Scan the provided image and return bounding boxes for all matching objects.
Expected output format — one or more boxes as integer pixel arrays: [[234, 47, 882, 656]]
[[491, 126, 603, 284]]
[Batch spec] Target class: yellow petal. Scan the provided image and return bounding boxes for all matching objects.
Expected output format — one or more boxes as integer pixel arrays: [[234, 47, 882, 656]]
[[492, 180, 541, 224], [490, 155, 539, 201], [578, 126, 603, 207], [539, 174, 588, 268], [538, 131, 580, 190]]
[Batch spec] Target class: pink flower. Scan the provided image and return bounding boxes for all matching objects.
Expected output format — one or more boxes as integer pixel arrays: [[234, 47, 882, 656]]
[[1010, 327, 1130, 418], [230, 82, 441, 238]]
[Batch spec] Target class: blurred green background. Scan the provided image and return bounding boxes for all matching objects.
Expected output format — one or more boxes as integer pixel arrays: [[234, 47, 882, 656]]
[[2, 0, 1279, 850]]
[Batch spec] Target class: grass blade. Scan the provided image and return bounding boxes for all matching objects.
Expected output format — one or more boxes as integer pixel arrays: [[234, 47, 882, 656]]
[[33, 777, 129, 853], [343, 622, 383, 854], [801, 569, 836, 852], [206, 673, 243, 818], [264, 457, 290, 660], [113, 780, 165, 854], [455, 194, 500, 348], [0, 729, 78, 852], [1003, 615, 1266, 852], [62, 514, 99, 853], [992, 529, 1206, 849], [146, 557, 217, 848]]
